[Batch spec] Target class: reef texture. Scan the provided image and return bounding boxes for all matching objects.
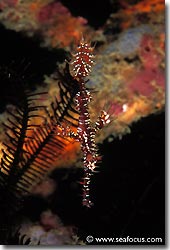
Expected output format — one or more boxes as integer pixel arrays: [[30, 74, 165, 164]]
[[0, 0, 91, 48], [17, 210, 83, 245], [0, 0, 165, 168], [35, 0, 165, 169], [0, 0, 165, 245]]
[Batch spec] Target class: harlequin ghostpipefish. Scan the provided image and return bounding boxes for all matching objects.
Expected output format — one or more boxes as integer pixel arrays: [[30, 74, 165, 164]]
[[57, 37, 111, 207]]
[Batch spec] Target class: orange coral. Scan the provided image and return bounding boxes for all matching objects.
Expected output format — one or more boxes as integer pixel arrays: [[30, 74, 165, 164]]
[[121, 0, 164, 14], [29, 2, 44, 13], [119, 0, 165, 29], [37, 2, 88, 47], [159, 33, 165, 50], [0, 0, 90, 49]]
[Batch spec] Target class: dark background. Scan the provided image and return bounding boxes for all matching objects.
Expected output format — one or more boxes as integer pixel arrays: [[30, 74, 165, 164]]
[[0, 0, 165, 245]]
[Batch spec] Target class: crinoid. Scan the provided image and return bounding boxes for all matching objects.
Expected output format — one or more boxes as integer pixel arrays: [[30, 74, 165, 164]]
[[0, 63, 79, 243], [0, 37, 111, 244]]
